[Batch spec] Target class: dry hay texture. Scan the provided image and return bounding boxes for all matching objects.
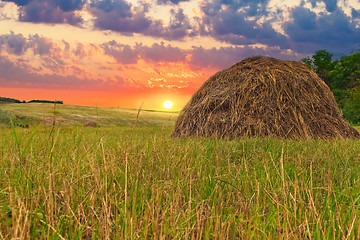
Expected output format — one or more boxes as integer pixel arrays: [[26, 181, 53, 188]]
[[172, 56, 360, 139]]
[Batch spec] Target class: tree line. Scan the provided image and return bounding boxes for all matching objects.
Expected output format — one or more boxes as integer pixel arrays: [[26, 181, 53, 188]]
[[0, 97, 63, 104], [302, 50, 360, 125]]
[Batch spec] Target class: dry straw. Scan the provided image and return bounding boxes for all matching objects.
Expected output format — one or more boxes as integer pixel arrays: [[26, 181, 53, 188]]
[[172, 56, 360, 139]]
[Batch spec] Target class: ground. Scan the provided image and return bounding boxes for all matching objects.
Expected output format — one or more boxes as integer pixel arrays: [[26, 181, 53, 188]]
[[0, 103, 359, 239]]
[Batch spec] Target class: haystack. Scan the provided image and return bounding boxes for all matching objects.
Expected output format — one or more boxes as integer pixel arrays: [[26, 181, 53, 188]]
[[172, 56, 359, 139]]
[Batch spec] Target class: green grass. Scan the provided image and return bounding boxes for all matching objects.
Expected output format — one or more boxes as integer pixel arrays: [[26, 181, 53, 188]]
[[1, 123, 360, 239]]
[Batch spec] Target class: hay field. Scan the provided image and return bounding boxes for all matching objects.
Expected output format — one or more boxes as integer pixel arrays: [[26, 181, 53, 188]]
[[0, 104, 360, 239], [0, 103, 178, 127]]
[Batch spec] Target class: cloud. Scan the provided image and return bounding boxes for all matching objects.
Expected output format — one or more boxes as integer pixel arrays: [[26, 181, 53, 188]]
[[156, 0, 190, 5], [0, 32, 54, 56], [3, 0, 84, 24], [0, 54, 126, 90], [100, 41, 186, 64], [2, 0, 31, 6], [90, 0, 152, 34], [198, 0, 289, 48], [139, 42, 186, 62], [351, 7, 360, 18], [90, 1, 195, 40], [3, 0, 85, 11], [188, 45, 299, 70], [28, 34, 53, 55], [166, 8, 193, 39], [101, 40, 139, 64], [19, 0, 83, 24], [285, 7, 360, 53], [308, 0, 338, 12], [0, 32, 27, 55]]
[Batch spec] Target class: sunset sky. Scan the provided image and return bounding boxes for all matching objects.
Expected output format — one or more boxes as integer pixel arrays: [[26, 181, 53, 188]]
[[1, 0, 360, 110]]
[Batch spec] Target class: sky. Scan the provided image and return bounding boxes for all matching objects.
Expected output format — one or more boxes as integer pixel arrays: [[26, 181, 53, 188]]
[[1, 0, 360, 110]]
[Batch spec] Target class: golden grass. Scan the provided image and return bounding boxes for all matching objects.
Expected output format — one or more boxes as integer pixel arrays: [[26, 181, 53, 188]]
[[1, 125, 360, 239]]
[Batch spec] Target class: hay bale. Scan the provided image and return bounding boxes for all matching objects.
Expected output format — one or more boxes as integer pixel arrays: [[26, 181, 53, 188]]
[[172, 56, 359, 139]]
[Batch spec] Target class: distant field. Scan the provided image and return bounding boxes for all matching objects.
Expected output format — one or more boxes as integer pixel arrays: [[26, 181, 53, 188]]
[[0, 103, 178, 127], [0, 103, 360, 239]]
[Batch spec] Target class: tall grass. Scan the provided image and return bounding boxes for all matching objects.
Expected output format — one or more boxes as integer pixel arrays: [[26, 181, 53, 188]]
[[0, 126, 359, 239]]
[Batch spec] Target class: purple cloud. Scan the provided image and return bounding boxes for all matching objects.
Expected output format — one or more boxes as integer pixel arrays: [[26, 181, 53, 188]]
[[0, 32, 54, 56], [0, 54, 125, 90], [101, 41, 139, 64], [90, 0, 151, 34], [156, 0, 190, 5], [0, 32, 27, 55], [199, 0, 289, 48], [285, 7, 360, 53], [139, 42, 186, 62], [188, 46, 299, 70], [3, 0, 84, 24], [100, 41, 186, 63], [90, 1, 195, 40]]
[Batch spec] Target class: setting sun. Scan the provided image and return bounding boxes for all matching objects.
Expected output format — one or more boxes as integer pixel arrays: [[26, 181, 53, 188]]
[[163, 101, 173, 110]]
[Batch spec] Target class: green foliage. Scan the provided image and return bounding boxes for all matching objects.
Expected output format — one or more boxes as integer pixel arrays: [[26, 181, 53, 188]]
[[302, 50, 360, 124], [343, 87, 360, 124], [328, 51, 360, 90], [302, 50, 335, 84]]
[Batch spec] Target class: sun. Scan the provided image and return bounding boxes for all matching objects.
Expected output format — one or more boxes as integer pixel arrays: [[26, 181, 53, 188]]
[[163, 100, 173, 110]]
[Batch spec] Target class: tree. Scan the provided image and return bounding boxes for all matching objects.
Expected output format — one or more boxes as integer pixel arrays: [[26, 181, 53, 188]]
[[302, 50, 334, 85], [302, 49, 360, 124]]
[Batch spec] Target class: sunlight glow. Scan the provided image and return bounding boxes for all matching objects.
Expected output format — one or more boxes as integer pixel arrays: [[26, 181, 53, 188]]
[[163, 100, 173, 110]]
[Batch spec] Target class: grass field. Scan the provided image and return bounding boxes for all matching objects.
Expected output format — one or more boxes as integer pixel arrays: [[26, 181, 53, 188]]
[[0, 103, 178, 128], [1, 103, 360, 239]]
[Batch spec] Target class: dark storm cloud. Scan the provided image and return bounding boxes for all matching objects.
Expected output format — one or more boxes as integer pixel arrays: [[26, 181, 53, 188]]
[[285, 7, 360, 53]]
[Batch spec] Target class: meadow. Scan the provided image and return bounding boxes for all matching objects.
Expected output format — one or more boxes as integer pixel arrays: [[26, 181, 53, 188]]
[[1, 103, 360, 239]]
